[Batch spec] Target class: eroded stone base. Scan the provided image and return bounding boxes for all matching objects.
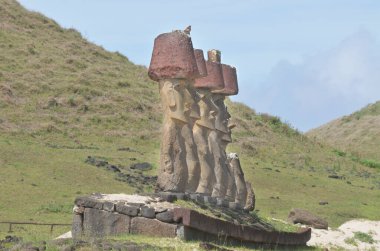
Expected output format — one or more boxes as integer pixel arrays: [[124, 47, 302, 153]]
[[72, 193, 311, 246]]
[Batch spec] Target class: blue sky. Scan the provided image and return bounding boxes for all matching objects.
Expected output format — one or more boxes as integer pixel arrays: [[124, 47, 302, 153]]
[[18, 0, 380, 131]]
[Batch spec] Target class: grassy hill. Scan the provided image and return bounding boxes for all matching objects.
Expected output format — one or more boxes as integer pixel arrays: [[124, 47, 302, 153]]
[[307, 101, 380, 163], [0, 0, 379, 240]]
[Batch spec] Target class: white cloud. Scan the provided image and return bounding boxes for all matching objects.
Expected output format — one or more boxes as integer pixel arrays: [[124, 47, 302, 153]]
[[248, 30, 380, 131]]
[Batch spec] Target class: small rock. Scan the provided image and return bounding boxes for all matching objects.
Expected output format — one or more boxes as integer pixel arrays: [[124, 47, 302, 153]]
[[156, 210, 174, 223], [130, 162, 152, 171], [154, 207, 167, 213], [115, 203, 139, 216], [140, 206, 155, 218], [103, 202, 115, 212], [288, 208, 328, 229]]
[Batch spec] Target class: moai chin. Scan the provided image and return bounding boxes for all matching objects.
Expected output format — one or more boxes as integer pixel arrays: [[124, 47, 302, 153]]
[[148, 30, 199, 192]]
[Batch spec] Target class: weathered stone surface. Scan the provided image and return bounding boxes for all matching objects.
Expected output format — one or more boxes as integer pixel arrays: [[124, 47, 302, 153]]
[[207, 49, 221, 63], [194, 61, 224, 90], [156, 210, 174, 223], [115, 202, 139, 216], [203, 196, 217, 205], [173, 208, 311, 245], [140, 206, 155, 219], [73, 205, 85, 214], [103, 202, 115, 212], [216, 198, 229, 207], [244, 182, 255, 211], [74, 196, 102, 209], [194, 49, 207, 77], [130, 217, 177, 238], [182, 119, 201, 193], [228, 153, 247, 207], [228, 202, 242, 211], [214, 64, 238, 96], [156, 79, 188, 193], [83, 208, 130, 237], [72, 214, 83, 239], [148, 31, 199, 81], [288, 208, 328, 229], [193, 92, 216, 194]]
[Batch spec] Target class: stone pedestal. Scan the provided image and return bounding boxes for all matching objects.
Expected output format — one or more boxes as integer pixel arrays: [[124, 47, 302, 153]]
[[71, 193, 311, 247]]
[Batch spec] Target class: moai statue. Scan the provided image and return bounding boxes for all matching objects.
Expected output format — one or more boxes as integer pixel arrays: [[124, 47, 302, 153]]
[[148, 30, 199, 192], [193, 50, 225, 195], [244, 181, 256, 211], [227, 153, 247, 207], [213, 94, 236, 202], [183, 49, 207, 193]]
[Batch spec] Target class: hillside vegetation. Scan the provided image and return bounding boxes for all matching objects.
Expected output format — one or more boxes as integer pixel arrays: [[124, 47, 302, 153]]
[[0, 0, 379, 239], [307, 101, 380, 162]]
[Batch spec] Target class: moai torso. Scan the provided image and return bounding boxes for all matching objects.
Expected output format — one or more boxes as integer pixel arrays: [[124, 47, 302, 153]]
[[157, 79, 189, 192], [209, 94, 234, 199], [193, 89, 216, 195], [182, 83, 201, 193]]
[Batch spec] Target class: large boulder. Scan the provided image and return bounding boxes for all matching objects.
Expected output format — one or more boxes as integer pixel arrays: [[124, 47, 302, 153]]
[[288, 208, 328, 229]]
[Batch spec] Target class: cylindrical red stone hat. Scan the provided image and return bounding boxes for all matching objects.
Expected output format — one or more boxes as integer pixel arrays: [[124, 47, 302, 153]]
[[148, 31, 199, 81], [218, 64, 238, 95], [194, 61, 224, 90], [194, 49, 224, 90], [194, 49, 207, 77]]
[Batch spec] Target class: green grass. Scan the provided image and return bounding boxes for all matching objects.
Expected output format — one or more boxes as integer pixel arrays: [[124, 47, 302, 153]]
[[353, 231, 375, 244], [0, 0, 380, 246], [308, 101, 380, 161]]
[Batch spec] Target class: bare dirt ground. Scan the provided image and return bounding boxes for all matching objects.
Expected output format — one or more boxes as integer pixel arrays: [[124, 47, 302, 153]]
[[307, 219, 380, 250]]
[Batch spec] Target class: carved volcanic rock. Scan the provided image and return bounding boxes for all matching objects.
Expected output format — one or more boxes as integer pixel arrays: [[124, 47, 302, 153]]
[[288, 208, 328, 229], [216, 64, 238, 95], [194, 49, 208, 77], [148, 31, 199, 81], [194, 61, 224, 90]]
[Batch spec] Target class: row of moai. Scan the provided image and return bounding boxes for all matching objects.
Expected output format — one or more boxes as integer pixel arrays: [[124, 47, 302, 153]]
[[148, 29, 255, 211]]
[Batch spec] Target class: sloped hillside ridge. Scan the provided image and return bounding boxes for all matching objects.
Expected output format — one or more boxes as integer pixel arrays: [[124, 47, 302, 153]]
[[0, 0, 379, 228], [307, 101, 380, 161]]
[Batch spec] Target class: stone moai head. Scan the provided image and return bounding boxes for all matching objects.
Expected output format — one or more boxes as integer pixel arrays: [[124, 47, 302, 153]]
[[193, 49, 225, 130], [212, 60, 239, 142], [195, 89, 217, 129], [148, 30, 200, 123], [212, 94, 229, 133]]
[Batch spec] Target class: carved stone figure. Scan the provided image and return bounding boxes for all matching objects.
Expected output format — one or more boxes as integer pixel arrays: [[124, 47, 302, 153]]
[[157, 79, 189, 192], [194, 89, 216, 194], [227, 153, 248, 207], [209, 94, 234, 199], [182, 83, 201, 193], [148, 30, 199, 192], [244, 181, 256, 211]]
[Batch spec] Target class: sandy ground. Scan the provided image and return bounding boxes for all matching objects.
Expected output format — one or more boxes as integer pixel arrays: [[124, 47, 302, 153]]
[[307, 219, 380, 250]]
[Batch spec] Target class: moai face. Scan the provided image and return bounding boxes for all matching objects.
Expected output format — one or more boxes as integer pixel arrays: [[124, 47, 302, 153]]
[[184, 84, 201, 122], [195, 89, 217, 130], [159, 79, 188, 123], [212, 94, 229, 134]]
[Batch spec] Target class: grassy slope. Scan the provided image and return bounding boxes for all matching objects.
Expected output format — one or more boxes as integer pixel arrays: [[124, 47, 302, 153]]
[[307, 101, 380, 161], [0, 0, 379, 237]]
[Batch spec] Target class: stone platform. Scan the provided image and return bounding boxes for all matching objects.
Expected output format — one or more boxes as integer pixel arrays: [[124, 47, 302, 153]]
[[72, 193, 311, 246]]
